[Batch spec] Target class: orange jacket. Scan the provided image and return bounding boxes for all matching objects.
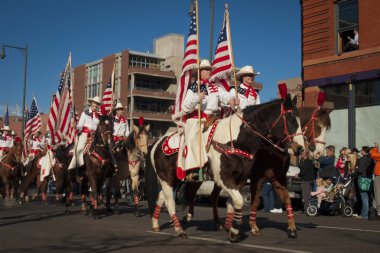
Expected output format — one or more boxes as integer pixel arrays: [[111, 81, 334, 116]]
[[370, 148, 380, 176]]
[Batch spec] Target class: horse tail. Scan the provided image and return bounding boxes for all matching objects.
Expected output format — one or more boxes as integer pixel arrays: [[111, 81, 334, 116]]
[[145, 143, 159, 216]]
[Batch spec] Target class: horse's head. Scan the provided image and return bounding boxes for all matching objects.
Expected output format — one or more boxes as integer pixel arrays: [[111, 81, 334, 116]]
[[132, 124, 150, 157], [97, 114, 114, 145], [277, 94, 305, 155], [301, 107, 332, 158], [11, 141, 23, 162]]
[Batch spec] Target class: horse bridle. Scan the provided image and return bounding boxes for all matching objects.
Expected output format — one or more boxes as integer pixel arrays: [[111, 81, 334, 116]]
[[302, 109, 326, 150], [135, 129, 148, 153]]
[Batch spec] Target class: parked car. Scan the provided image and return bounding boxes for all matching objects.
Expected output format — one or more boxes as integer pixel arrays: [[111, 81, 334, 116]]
[[196, 165, 302, 208]]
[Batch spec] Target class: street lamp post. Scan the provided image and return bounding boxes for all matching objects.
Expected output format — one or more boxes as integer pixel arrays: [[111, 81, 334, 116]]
[[1, 44, 28, 141]]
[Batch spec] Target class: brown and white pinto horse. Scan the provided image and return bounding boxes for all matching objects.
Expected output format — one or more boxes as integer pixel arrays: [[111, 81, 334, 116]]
[[0, 142, 23, 200], [105, 124, 150, 216], [182, 107, 332, 238], [146, 95, 305, 242]]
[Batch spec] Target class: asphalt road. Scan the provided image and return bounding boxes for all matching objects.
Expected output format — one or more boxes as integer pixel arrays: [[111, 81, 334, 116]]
[[0, 198, 379, 253]]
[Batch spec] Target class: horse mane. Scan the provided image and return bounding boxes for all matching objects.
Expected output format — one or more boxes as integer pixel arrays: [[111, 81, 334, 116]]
[[299, 107, 331, 130], [125, 131, 136, 151], [242, 98, 283, 126]]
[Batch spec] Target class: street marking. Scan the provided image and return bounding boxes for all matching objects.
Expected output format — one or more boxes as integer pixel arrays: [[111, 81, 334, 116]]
[[147, 231, 312, 253], [314, 225, 380, 233]]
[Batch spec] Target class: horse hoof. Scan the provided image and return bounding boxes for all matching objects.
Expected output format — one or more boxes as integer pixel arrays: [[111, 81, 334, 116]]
[[250, 229, 261, 236], [287, 229, 297, 239], [178, 232, 188, 239], [152, 227, 160, 233], [228, 230, 240, 243], [135, 210, 141, 217]]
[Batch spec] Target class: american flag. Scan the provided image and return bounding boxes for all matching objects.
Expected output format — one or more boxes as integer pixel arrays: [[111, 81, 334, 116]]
[[4, 105, 9, 127], [210, 8, 232, 81], [102, 79, 112, 113], [48, 55, 72, 144], [67, 107, 79, 145], [24, 98, 42, 139], [174, 0, 198, 115]]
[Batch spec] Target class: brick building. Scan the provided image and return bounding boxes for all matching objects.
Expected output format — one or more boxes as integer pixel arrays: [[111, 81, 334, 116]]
[[301, 0, 380, 150], [72, 34, 184, 144]]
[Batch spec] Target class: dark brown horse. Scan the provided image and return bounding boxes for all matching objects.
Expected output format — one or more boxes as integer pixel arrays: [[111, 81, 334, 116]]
[[81, 114, 115, 219], [105, 124, 150, 216], [182, 107, 332, 238], [146, 95, 304, 242], [0, 142, 23, 200]]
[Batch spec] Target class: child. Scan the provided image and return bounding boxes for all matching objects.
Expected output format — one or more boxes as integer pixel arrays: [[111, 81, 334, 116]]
[[311, 178, 326, 208]]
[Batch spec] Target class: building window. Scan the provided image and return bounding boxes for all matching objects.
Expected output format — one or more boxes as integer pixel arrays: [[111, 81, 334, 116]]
[[324, 83, 349, 109], [135, 77, 162, 91], [129, 55, 163, 70], [355, 78, 380, 107], [85, 63, 102, 99], [336, 0, 358, 54]]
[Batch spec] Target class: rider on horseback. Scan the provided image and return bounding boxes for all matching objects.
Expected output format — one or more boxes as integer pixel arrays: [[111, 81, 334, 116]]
[[231, 65, 261, 109], [112, 102, 130, 175], [0, 125, 13, 161], [29, 131, 44, 157], [178, 59, 235, 180]]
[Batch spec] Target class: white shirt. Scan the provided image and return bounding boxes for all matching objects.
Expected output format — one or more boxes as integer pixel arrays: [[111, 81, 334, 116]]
[[230, 83, 261, 110], [350, 33, 359, 45], [30, 136, 44, 150], [77, 108, 100, 133], [182, 80, 233, 115], [113, 115, 130, 137], [0, 134, 13, 148]]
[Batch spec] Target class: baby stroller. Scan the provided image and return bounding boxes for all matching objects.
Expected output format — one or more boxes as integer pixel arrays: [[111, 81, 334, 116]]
[[306, 175, 354, 217]]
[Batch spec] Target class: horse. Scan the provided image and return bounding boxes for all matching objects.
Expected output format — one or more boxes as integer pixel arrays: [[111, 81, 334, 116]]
[[0, 142, 23, 200], [182, 107, 332, 238], [145, 94, 305, 242], [79, 113, 115, 219], [105, 124, 150, 216]]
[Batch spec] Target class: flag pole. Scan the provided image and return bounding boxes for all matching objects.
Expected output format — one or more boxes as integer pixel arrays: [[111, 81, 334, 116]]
[[225, 4, 239, 109], [195, 0, 203, 180], [109, 61, 116, 115]]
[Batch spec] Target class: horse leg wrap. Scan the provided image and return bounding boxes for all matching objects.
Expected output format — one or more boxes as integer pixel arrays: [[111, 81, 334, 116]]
[[286, 204, 294, 219], [171, 214, 182, 229], [153, 205, 161, 220], [133, 195, 139, 206], [250, 208, 257, 222], [232, 210, 243, 228], [224, 212, 234, 230]]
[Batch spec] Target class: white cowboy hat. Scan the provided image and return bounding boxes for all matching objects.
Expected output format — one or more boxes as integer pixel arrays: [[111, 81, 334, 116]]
[[236, 65, 259, 78], [87, 96, 102, 105], [1, 125, 11, 132], [114, 102, 125, 110], [198, 59, 215, 70]]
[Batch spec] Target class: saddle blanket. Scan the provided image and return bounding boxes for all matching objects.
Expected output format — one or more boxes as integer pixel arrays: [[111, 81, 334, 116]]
[[38, 150, 56, 181]]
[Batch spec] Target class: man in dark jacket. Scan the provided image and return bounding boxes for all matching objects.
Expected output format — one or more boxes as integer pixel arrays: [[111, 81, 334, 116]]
[[355, 146, 374, 219], [299, 150, 317, 213], [318, 145, 340, 179]]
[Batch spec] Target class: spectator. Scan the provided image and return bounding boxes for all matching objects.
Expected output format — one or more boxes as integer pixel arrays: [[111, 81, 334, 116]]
[[355, 146, 374, 219], [270, 189, 283, 214], [370, 143, 380, 217], [336, 147, 350, 177], [299, 150, 317, 213], [311, 178, 326, 208], [261, 180, 274, 212], [318, 145, 340, 179], [344, 29, 359, 52]]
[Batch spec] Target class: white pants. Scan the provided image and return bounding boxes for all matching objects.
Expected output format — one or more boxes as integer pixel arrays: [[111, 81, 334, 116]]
[[68, 134, 88, 170], [177, 118, 208, 171]]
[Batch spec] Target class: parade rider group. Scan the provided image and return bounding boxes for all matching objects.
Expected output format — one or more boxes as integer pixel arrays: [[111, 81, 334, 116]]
[[177, 59, 261, 180]]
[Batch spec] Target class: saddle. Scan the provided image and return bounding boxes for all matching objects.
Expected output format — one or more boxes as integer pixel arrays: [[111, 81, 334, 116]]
[[202, 115, 219, 133]]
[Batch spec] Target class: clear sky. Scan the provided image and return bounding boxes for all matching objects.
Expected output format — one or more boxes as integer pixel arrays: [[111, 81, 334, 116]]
[[0, 0, 301, 115]]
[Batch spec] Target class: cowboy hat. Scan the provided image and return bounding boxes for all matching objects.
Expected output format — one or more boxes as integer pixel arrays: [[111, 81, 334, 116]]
[[87, 96, 102, 105], [236, 65, 259, 79], [198, 59, 215, 70], [114, 102, 125, 110], [1, 126, 11, 132]]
